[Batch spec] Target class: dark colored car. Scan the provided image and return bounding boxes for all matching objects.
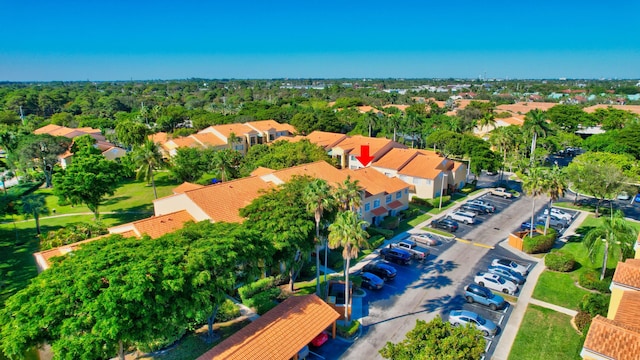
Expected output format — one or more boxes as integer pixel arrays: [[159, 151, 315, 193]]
[[520, 221, 545, 231], [487, 265, 526, 285], [360, 272, 384, 290], [379, 248, 411, 265], [461, 203, 489, 215], [430, 218, 459, 232], [362, 262, 397, 281]]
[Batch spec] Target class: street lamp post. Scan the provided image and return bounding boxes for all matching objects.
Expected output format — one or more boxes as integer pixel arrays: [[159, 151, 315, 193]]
[[439, 173, 448, 209]]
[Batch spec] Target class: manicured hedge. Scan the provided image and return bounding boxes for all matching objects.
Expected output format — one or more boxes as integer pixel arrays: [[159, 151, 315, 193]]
[[579, 293, 610, 317], [367, 226, 394, 239], [215, 299, 241, 322], [238, 276, 277, 301], [244, 288, 281, 315], [545, 250, 576, 272], [523, 228, 557, 254], [369, 234, 386, 249], [337, 320, 361, 338], [579, 270, 612, 293]]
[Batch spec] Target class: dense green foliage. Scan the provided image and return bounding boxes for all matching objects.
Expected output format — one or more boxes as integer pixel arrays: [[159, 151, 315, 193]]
[[579, 270, 612, 293], [544, 250, 576, 272], [379, 317, 485, 360], [523, 228, 557, 254]]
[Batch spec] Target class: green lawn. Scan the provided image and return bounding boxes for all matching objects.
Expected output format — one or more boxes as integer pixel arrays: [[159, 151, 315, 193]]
[[532, 271, 591, 310], [508, 304, 584, 360]]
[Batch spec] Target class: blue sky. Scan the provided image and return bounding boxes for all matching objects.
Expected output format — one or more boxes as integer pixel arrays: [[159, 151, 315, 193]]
[[1, 0, 639, 81]]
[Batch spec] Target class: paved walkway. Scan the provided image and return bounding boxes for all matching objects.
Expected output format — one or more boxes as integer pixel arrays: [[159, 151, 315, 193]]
[[491, 209, 588, 359]]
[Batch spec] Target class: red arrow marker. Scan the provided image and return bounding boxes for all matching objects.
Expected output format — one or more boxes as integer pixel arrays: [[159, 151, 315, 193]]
[[356, 145, 374, 166]]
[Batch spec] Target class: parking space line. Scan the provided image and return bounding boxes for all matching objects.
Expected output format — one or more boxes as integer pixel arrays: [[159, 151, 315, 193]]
[[454, 237, 495, 249]]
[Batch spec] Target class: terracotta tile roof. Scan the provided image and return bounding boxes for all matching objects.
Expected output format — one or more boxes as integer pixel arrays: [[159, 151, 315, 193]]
[[34, 124, 63, 135], [34, 125, 105, 141], [267, 161, 347, 187], [170, 136, 200, 148], [614, 291, 640, 329], [197, 294, 339, 360], [388, 200, 404, 209], [334, 135, 405, 158], [357, 105, 381, 113], [348, 167, 408, 196], [184, 176, 274, 223], [149, 132, 170, 145], [382, 104, 410, 112], [131, 210, 195, 239], [245, 120, 297, 134], [305, 131, 348, 149], [582, 315, 640, 360], [273, 135, 305, 143], [172, 182, 204, 194], [372, 148, 420, 170], [613, 259, 640, 289], [496, 102, 557, 115], [209, 123, 257, 139], [584, 104, 640, 116], [117, 230, 137, 238], [250, 166, 276, 176], [371, 207, 389, 216], [191, 133, 227, 147], [496, 116, 525, 126], [33, 234, 111, 271], [398, 154, 450, 179]]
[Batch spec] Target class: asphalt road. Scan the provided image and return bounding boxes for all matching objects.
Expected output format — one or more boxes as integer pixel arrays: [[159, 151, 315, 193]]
[[310, 192, 550, 360]]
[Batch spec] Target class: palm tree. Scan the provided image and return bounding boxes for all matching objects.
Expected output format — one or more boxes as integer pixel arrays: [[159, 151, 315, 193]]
[[365, 111, 378, 137], [523, 109, 551, 166], [521, 167, 547, 236], [478, 112, 496, 132], [328, 210, 369, 321], [335, 176, 363, 212], [227, 132, 242, 150], [303, 179, 336, 295], [584, 210, 637, 280], [542, 166, 567, 235], [133, 139, 165, 199], [22, 194, 49, 235], [388, 112, 402, 142], [211, 149, 240, 182]]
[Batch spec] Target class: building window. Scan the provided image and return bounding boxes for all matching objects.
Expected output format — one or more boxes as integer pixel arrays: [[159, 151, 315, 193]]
[[365, 203, 371, 211], [426, 179, 432, 185], [386, 195, 392, 203], [404, 189, 408, 194], [374, 199, 381, 208], [396, 191, 402, 199]]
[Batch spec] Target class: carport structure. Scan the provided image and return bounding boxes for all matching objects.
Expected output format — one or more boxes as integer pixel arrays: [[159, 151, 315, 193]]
[[197, 294, 340, 360]]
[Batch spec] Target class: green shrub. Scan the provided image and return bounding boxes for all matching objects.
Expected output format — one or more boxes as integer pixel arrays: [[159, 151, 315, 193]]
[[137, 324, 186, 352], [429, 195, 451, 208], [337, 320, 361, 338], [523, 229, 557, 254], [238, 276, 277, 301], [215, 299, 241, 323], [380, 216, 399, 229], [579, 293, 610, 317], [460, 183, 476, 194], [369, 234, 385, 249], [574, 310, 592, 334], [400, 207, 424, 218], [579, 270, 612, 293], [367, 226, 394, 239], [410, 197, 432, 208], [243, 288, 281, 315], [545, 250, 576, 272]]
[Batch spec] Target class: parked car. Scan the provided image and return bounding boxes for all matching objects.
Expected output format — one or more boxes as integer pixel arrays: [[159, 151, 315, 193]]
[[360, 272, 384, 290], [362, 262, 397, 281], [430, 218, 459, 232], [410, 233, 440, 246], [491, 258, 530, 276], [390, 242, 428, 260], [520, 221, 546, 231], [310, 332, 329, 347], [487, 265, 526, 285], [617, 192, 630, 201], [474, 272, 518, 295], [467, 199, 496, 212], [461, 203, 490, 215], [464, 283, 507, 310], [490, 187, 513, 199], [537, 214, 568, 229], [379, 248, 411, 265], [543, 207, 573, 221], [448, 310, 498, 336], [446, 210, 476, 225]]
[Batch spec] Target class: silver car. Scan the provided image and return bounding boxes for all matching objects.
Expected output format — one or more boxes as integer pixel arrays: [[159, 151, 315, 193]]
[[449, 310, 498, 336]]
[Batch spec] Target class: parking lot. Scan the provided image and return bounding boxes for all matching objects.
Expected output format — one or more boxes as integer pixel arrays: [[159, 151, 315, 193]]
[[309, 191, 546, 359]]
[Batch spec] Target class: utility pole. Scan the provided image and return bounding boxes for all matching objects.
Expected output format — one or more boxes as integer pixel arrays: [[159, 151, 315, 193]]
[[19, 106, 25, 125]]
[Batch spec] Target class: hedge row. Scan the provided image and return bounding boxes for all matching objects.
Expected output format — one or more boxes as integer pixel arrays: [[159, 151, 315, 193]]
[[215, 299, 241, 323], [238, 276, 277, 301], [579, 270, 612, 293], [243, 288, 281, 315], [545, 250, 575, 272], [523, 228, 557, 254], [367, 226, 394, 239]]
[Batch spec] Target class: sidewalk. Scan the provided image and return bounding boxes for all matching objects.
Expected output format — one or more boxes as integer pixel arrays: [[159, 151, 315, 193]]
[[491, 209, 588, 359]]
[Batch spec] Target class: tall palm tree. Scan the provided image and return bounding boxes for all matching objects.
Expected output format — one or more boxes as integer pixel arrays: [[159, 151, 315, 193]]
[[210, 149, 240, 182], [478, 112, 496, 132], [521, 167, 547, 236], [303, 179, 336, 295], [523, 109, 551, 166], [388, 112, 402, 142], [542, 166, 567, 235], [22, 194, 49, 235], [328, 210, 369, 321], [335, 176, 363, 212], [365, 111, 378, 137], [584, 210, 637, 280], [133, 139, 165, 199]]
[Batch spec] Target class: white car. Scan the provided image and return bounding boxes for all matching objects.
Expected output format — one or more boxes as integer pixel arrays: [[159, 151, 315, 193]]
[[491, 258, 530, 276], [617, 192, 630, 201], [543, 208, 572, 221], [446, 211, 476, 224], [449, 310, 498, 337], [474, 272, 518, 295]]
